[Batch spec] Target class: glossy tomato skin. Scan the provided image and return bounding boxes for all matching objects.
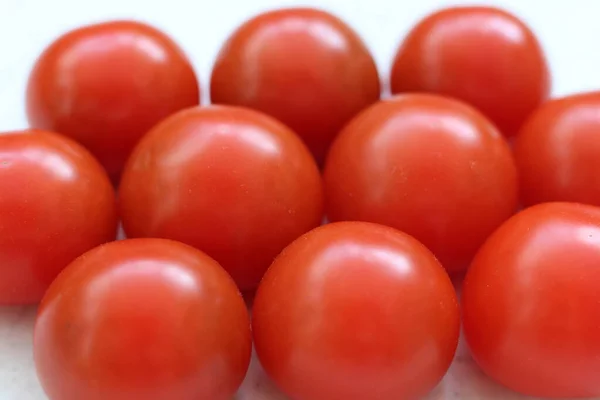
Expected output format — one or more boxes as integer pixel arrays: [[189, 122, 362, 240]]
[[391, 6, 550, 137], [35, 238, 252, 400], [0, 130, 117, 304], [253, 221, 460, 400], [119, 105, 323, 291], [27, 20, 200, 182], [462, 202, 600, 398], [210, 8, 381, 164], [324, 94, 518, 274], [515, 92, 600, 207]]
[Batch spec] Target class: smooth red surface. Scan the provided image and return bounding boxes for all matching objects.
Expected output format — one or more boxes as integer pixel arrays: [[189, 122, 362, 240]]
[[324, 94, 518, 273], [26, 20, 200, 182], [515, 91, 600, 207], [390, 6, 550, 137], [119, 105, 324, 291], [210, 7, 381, 164], [462, 203, 600, 398], [0, 130, 117, 304], [253, 221, 460, 400], [34, 238, 252, 400]]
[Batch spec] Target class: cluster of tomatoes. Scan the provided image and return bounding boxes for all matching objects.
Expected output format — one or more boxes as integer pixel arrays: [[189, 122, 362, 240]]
[[4, 4, 600, 400]]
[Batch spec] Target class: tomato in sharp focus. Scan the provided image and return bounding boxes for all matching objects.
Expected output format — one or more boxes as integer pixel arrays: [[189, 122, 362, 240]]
[[324, 94, 518, 274], [34, 238, 251, 400], [26, 20, 200, 182], [462, 202, 600, 398], [253, 221, 460, 400], [0, 129, 117, 305], [514, 91, 600, 207], [210, 7, 381, 164], [119, 105, 324, 292], [390, 6, 550, 137]]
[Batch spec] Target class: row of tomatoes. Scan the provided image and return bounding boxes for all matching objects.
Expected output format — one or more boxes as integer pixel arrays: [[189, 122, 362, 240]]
[[4, 4, 600, 400], [27, 6, 549, 179]]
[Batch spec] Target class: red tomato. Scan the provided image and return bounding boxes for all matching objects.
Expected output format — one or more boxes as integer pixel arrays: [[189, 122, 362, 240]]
[[210, 8, 381, 164], [0, 129, 117, 304], [324, 94, 518, 274], [462, 202, 600, 398], [253, 221, 460, 400], [26, 20, 200, 182], [390, 6, 550, 137], [34, 238, 252, 400], [119, 106, 323, 291], [514, 92, 600, 207]]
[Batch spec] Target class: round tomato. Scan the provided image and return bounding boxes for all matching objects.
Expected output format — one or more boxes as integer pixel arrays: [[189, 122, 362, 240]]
[[34, 238, 252, 400], [253, 221, 460, 400], [26, 20, 200, 182], [462, 202, 600, 398], [210, 7, 380, 164], [390, 6, 550, 137], [324, 94, 518, 274], [0, 129, 117, 304], [515, 91, 600, 207], [119, 105, 323, 291]]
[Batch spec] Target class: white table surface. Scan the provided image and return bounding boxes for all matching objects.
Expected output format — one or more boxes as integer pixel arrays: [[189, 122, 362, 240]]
[[1, 0, 600, 398]]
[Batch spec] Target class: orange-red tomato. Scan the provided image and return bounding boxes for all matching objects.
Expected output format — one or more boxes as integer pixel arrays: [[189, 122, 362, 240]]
[[391, 6, 550, 137], [253, 221, 460, 400], [119, 106, 323, 291], [463, 202, 600, 398], [210, 8, 381, 164], [324, 94, 518, 274], [34, 238, 251, 400], [515, 91, 600, 207], [0, 130, 117, 304], [26, 20, 200, 182]]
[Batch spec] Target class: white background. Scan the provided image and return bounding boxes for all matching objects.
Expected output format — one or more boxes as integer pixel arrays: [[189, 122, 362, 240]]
[[1, 0, 599, 399]]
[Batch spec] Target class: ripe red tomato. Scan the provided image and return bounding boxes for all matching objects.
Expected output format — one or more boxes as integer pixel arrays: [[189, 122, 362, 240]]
[[119, 106, 323, 291], [514, 91, 600, 207], [0, 129, 117, 304], [253, 221, 460, 400], [210, 8, 381, 164], [390, 6, 550, 137], [34, 238, 252, 400], [462, 202, 600, 398], [26, 20, 200, 182], [324, 94, 518, 274]]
